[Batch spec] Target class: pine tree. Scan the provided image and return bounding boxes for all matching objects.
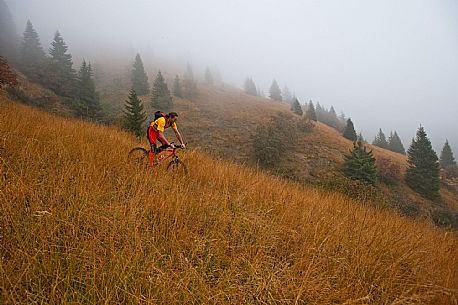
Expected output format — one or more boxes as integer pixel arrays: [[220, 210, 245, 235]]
[[0, 56, 18, 88], [269, 80, 282, 101], [290, 97, 303, 115], [151, 71, 172, 112], [343, 118, 357, 141], [439, 140, 456, 169], [244, 77, 257, 96], [19, 20, 46, 81], [131, 53, 149, 95], [183, 62, 198, 98], [46, 31, 77, 96], [282, 86, 293, 103], [343, 141, 378, 185], [405, 126, 440, 200], [123, 89, 146, 137], [75, 60, 101, 119], [373, 128, 388, 149], [0, 0, 18, 60], [387, 131, 406, 154], [172, 75, 183, 98], [204, 67, 213, 85], [305, 100, 317, 121]]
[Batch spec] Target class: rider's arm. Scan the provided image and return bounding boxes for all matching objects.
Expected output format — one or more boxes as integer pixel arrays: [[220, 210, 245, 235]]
[[172, 127, 185, 147]]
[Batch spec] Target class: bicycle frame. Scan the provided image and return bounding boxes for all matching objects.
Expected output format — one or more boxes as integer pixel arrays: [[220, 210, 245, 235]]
[[148, 147, 179, 166]]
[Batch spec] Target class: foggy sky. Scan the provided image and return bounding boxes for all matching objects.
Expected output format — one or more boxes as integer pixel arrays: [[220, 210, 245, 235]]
[[6, 0, 458, 153]]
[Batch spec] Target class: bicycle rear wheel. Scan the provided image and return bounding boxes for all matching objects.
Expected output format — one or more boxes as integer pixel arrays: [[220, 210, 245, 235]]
[[166, 158, 188, 176], [128, 147, 148, 165]]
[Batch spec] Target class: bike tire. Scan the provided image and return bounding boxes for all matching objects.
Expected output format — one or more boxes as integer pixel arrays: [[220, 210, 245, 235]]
[[128, 147, 148, 165], [166, 158, 188, 176]]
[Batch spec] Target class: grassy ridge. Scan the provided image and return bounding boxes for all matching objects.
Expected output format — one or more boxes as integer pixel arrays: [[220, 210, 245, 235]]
[[1, 99, 457, 304]]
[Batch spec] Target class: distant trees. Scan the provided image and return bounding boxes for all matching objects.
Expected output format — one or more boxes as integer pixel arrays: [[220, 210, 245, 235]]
[[290, 97, 303, 116], [131, 53, 149, 95], [123, 89, 146, 137], [405, 126, 440, 200], [172, 75, 183, 98], [183, 62, 198, 98], [244, 77, 257, 96], [305, 100, 317, 121], [0, 0, 18, 60], [0, 56, 18, 88], [74, 60, 101, 119], [373, 129, 388, 149], [387, 131, 405, 154], [204, 67, 213, 85], [440, 140, 458, 178], [282, 86, 293, 103], [343, 141, 377, 185], [269, 80, 282, 102], [343, 118, 357, 141], [46, 31, 77, 96], [18, 20, 47, 81], [151, 71, 172, 112]]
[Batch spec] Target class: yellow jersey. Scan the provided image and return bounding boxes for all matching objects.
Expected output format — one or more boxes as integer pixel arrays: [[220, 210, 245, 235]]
[[150, 116, 177, 132]]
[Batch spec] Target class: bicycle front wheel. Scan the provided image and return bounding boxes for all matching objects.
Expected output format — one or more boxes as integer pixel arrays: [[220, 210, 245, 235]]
[[128, 147, 148, 165], [166, 158, 188, 176]]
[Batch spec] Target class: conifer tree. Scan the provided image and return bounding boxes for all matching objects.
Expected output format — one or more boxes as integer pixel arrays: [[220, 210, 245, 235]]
[[172, 75, 183, 98], [290, 97, 303, 115], [439, 140, 456, 169], [343, 141, 377, 185], [387, 131, 406, 154], [204, 67, 213, 85], [343, 118, 357, 141], [373, 128, 388, 149], [405, 126, 440, 200], [123, 89, 146, 137], [151, 71, 172, 112], [19, 20, 46, 81], [282, 86, 293, 103], [357, 132, 366, 144], [47, 31, 77, 96], [305, 100, 317, 121], [315, 102, 323, 121], [269, 80, 282, 101], [244, 77, 257, 96], [0, 0, 18, 60], [183, 62, 198, 98], [0, 56, 18, 88], [75, 60, 101, 119], [131, 53, 149, 95]]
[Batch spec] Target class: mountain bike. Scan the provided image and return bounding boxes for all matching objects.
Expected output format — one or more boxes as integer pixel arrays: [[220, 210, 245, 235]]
[[128, 143, 188, 175]]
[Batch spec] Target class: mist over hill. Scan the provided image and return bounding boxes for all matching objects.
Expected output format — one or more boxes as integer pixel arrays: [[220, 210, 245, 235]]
[[4, 0, 458, 153]]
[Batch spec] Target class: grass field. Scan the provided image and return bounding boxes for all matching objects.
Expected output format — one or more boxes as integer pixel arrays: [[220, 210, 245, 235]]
[[1, 97, 458, 304]]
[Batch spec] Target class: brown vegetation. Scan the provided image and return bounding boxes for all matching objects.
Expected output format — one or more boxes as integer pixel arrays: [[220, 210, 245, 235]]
[[1, 95, 458, 303]]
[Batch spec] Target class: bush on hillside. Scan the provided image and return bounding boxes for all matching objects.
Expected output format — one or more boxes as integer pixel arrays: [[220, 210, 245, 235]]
[[376, 157, 401, 184]]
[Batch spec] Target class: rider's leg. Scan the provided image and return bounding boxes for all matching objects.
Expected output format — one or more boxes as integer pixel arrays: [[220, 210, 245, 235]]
[[147, 127, 158, 166]]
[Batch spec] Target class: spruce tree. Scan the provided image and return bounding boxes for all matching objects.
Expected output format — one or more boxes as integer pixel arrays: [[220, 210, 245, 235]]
[[151, 71, 172, 112], [305, 100, 317, 121], [75, 60, 101, 119], [373, 128, 388, 149], [269, 80, 282, 101], [405, 126, 440, 200], [204, 67, 213, 85], [19, 20, 46, 81], [343, 118, 357, 141], [439, 140, 456, 169], [183, 62, 198, 98], [47, 31, 77, 96], [343, 141, 377, 185], [123, 89, 146, 137], [290, 97, 303, 115], [172, 75, 183, 98], [387, 131, 406, 154], [131, 53, 149, 95], [0, 0, 18, 60], [244, 77, 257, 96]]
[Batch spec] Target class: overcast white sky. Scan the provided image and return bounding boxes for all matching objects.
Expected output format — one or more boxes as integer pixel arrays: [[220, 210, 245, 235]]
[[6, 0, 458, 153]]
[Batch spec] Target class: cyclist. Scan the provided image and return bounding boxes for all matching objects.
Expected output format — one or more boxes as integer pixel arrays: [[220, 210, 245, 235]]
[[147, 112, 185, 164]]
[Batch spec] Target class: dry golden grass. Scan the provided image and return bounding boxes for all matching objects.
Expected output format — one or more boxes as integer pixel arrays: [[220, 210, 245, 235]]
[[1, 97, 458, 304]]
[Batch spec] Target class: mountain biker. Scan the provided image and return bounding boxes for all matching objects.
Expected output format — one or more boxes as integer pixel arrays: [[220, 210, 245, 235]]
[[147, 112, 185, 164]]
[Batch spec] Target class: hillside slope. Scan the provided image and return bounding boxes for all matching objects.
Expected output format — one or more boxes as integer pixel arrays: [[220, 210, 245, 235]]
[[1, 94, 458, 304]]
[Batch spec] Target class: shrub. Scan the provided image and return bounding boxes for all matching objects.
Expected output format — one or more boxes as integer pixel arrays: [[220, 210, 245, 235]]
[[376, 157, 401, 184]]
